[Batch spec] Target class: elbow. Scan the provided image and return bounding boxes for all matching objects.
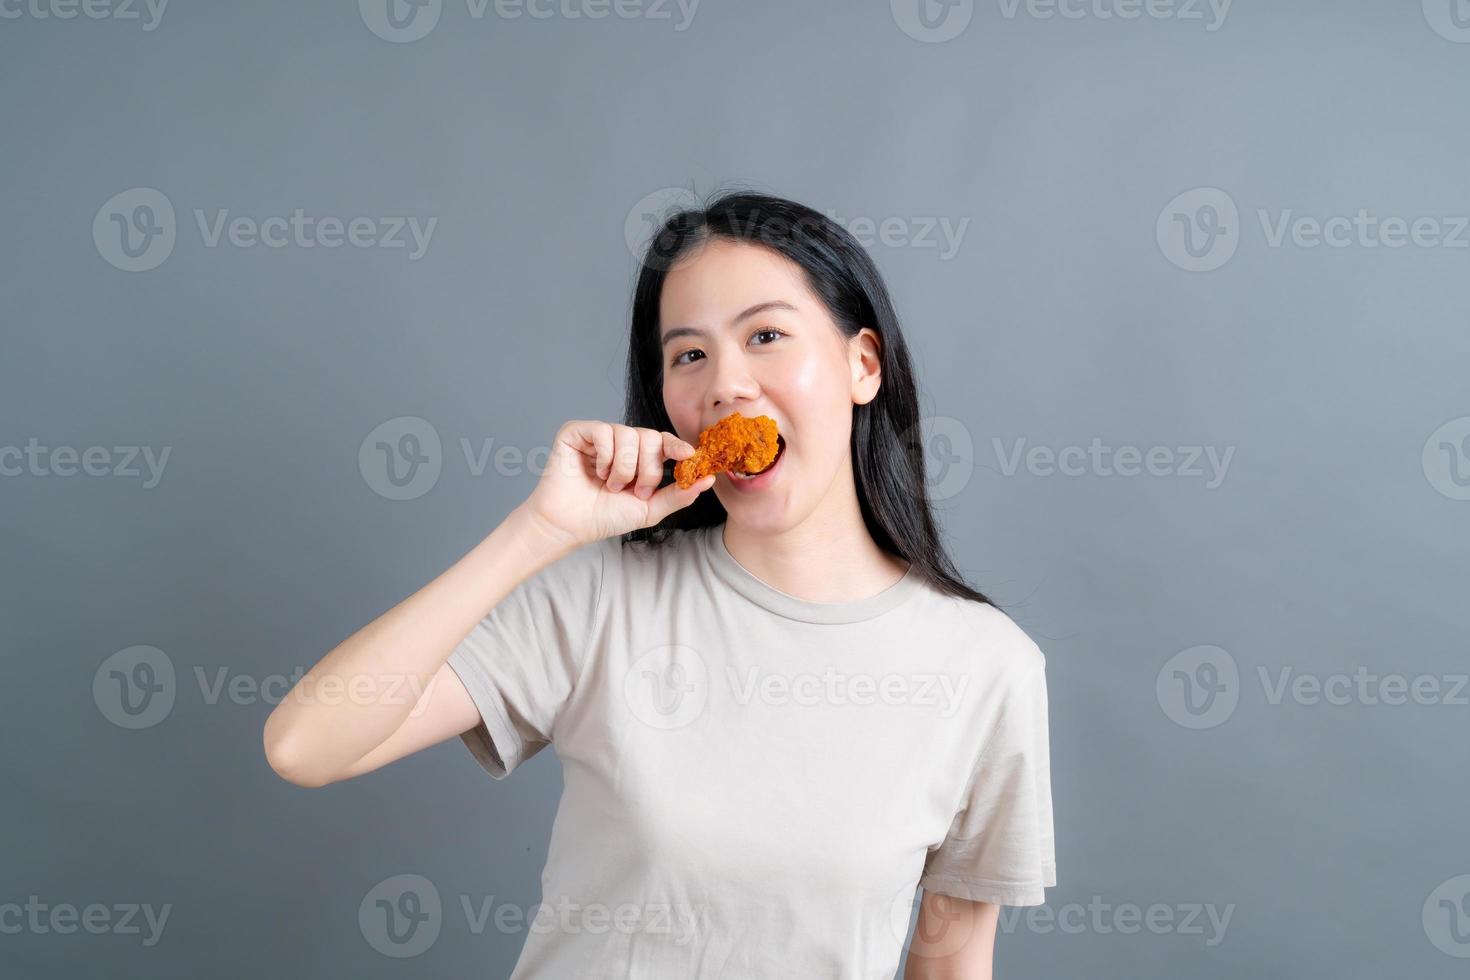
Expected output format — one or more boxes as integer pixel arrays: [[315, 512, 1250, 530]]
[[262, 719, 334, 789]]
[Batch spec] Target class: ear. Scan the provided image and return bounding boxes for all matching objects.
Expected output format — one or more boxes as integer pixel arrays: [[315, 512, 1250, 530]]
[[849, 328, 883, 406]]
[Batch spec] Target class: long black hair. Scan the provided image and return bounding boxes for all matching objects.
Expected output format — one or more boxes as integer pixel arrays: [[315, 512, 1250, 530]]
[[620, 187, 993, 607]]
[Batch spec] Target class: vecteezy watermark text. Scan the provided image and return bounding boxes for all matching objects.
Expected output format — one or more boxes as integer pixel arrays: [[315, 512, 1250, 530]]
[[359, 416, 567, 500], [359, 0, 701, 43], [997, 896, 1234, 946], [1158, 187, 1470, 272], [725, 665, 970, 717], [891, 0, 1232, 44], [992, 437, 1234, 489], [818, 208, 970, 260], [995, 0, 1231, 29], [0, 0, 168, 29], [623, 188, 972, 266], [0, 897, 170, 947], [1157, 645, 1469, 729], [92, 646, 438, 729], [359, 874, 707, 958], [93, 188, 437, 272], [0, 439, 169, 488], [621, 646, 975, 730]]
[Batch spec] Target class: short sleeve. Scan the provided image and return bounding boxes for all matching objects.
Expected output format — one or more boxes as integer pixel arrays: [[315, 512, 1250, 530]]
[[920, 647, 1056, 906], [444, 537, 606, 780]]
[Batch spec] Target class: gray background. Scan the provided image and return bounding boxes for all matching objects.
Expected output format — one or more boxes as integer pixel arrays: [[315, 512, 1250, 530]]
[[3, 0, 1468, 976]]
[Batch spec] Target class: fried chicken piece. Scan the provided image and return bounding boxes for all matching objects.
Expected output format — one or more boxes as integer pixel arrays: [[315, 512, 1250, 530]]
[[674, 412, 782, 489]]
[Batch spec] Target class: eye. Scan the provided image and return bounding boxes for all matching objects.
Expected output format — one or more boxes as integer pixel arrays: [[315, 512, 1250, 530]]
[[669, 328, 786, 367]]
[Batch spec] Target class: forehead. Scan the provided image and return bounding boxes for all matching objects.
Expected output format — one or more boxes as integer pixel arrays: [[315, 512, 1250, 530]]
[[659, 238, 813, 322]]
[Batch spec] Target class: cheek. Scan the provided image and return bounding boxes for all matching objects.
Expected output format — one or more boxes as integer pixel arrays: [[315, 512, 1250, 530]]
[[780, 353, 850, 435], [662, 382, 699, 441]]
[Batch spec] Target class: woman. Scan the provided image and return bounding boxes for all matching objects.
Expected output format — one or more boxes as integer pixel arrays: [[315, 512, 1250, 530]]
[[263, 191, 1056, 978]]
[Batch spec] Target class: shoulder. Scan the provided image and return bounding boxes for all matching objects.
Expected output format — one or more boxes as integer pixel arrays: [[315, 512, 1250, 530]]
[[934, 592, 1048, 679]]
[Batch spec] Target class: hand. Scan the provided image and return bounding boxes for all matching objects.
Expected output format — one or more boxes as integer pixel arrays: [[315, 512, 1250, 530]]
[[521, 420, 716, 550]]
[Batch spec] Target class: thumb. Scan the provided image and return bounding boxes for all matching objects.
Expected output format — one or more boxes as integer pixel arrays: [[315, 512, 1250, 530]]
[[644, 473, 715, 526]]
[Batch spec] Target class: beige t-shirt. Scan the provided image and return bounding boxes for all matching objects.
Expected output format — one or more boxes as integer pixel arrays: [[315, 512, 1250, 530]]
[[446, 522, 1056, 979]]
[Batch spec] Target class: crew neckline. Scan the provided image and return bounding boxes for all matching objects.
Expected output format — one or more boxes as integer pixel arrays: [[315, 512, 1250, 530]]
[[699, 523, 922, 625]]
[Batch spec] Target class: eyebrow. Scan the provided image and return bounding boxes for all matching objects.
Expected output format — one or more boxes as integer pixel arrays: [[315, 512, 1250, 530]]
[[660, 300, 798, 348]]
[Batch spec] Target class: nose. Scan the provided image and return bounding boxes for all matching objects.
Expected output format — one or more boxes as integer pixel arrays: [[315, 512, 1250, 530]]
[[707, 351, 760, 413]]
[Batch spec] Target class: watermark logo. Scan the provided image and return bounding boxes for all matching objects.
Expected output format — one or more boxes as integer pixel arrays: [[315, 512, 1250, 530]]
[[94, 188, 176, 272], [897, 415, 974, 501], [623, 644, 710, 730], [358, 874, 706, 955], [93, 646, 176, 730], [359, 416, 444, 501], [360, 0, 443, 42], [0, 0, 168, 29], [1424, 874, 1470, 957], [1423, 416, 1470, 500], [94, 646, 437, 728], [361, 0, 700, 42], [1157, 187, 1238, 272], [360, 874, 442, 958], [997, 0, 1231, 30], [357, 417, 572, 500], [625, 186, 702, 269], [1156, 645, 1238, 729], [1159, 645, 1469, 729], [921, 416, 975, 501], [1159, 187, 1470, 272], [625, 189, 972, 268], [889, 884, 981, 962], [621, 645, 972, 730], [94, 188, 437, 271], [893, 0, 1232, 41], [891, 0, 975, 43], [1423, 0, 1470, 43]]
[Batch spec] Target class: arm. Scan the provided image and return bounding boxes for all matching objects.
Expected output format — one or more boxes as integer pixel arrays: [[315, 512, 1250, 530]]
[[261, 420, 711, 789], [903, 890, 1000, 980], [261, 504, 574, 788]]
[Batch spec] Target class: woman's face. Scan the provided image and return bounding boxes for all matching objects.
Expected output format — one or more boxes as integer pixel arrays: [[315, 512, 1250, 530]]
[[659, 237, 882, 533]]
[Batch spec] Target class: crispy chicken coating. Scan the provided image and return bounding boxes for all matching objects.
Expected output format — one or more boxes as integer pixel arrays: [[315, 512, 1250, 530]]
[[674, 412, 782, 489]]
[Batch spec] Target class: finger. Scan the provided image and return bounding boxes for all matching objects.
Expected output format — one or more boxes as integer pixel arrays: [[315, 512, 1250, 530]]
[[644, 472, 716, 525], [605, 425, 641, 493], [632, 429, 666, 500], [555, 420, 604, 481], [587, 422, 615, 481], [661, 431, 698, 461]]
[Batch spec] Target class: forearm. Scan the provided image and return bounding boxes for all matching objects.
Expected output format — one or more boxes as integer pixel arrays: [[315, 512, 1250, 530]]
[[261, 504, 573, 784], [903, 954, 992, 980], [902, 892, 998, 980]]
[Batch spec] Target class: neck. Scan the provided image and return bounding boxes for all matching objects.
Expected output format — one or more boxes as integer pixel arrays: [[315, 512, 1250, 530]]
[[720, 459, 910, 603]]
